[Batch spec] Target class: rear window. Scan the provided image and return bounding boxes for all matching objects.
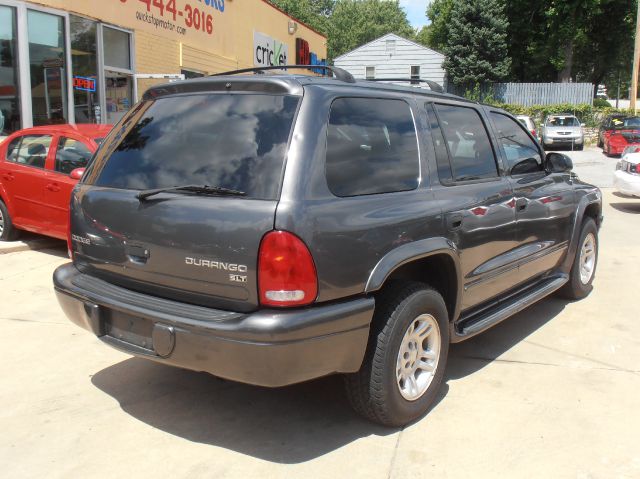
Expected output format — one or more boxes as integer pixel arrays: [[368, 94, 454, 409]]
[[325, 97, 419, 197], [85, 94, 299, 200]]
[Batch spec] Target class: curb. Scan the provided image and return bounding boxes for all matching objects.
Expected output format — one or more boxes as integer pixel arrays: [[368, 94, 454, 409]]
[[0, 240, 63, 255]]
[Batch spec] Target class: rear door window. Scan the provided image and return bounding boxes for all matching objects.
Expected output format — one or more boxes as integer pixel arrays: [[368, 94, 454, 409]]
[[86, 94, 300, 200], [325, 97, 419, 197], [7, 135, 52, 169], [55, 137, 93, 174], [433, 104, 498, 181]]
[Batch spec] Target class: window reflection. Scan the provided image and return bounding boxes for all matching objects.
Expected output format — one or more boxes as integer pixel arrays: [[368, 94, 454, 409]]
[[0, 6, 21, 136], [28, 10, 68, 126]]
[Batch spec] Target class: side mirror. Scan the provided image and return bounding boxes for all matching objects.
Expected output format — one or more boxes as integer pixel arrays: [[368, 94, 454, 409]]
[[581, 123, 586, 127], [546, 152, 573, 173], [69, 168, 85, 180]]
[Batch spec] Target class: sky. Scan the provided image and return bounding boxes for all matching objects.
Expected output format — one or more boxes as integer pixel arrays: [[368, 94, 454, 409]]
[[399, 0, 430, 30]]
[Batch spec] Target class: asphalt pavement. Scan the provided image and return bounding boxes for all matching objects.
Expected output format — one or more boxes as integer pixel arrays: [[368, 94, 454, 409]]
[[0, 146, 638, 478]]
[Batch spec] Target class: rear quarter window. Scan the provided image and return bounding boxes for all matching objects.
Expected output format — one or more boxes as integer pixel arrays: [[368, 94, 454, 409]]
[[85, 94, 300, 200], [325, 97, 419, 197]]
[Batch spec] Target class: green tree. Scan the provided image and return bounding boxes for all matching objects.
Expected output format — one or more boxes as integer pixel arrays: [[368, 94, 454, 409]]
[[414, 25, 432, 48], [327, 0, 415, 60], [443, 0, 511, 87], [267, 0, 333, 35], [426, 0, 454, 52]]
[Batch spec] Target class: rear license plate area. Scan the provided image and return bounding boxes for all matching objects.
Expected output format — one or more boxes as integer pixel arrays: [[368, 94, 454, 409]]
[[104, 311, 154, 351]]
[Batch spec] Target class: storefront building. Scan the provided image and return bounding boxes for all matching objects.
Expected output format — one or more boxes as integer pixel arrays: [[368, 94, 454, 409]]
[[0, 0, 327, 136]]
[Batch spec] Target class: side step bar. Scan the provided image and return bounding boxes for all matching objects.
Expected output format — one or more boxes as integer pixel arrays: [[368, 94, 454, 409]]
[[454, 275, 568, 341]]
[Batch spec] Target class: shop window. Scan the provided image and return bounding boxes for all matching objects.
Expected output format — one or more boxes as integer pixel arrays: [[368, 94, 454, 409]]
[[27, 10, 68, 126], [103, 26, 133, 124], [103, 27, 131, 71], [0, 6, 21, 136], [70, 16, 99, 123]]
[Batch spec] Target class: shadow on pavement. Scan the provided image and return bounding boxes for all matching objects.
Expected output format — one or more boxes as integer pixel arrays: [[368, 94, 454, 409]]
[[91, 358, 404, 463], [91, 296, 567, 461], [609, 202, 640, 214], [446, 297, 568, 380]]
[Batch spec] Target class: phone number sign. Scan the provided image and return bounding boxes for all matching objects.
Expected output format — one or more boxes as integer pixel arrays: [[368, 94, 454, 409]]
[[118, 0, 225, 37]]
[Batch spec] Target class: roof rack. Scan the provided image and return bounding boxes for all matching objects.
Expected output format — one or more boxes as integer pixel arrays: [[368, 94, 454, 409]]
[[210, 65, 356, 83], [367, 78, 445, 94]]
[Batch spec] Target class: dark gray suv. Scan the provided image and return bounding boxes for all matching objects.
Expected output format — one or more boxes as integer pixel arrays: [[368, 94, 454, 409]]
[[54, 67, 602, 426]]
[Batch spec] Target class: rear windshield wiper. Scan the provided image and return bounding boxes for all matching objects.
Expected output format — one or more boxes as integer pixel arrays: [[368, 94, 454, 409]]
[[136, 185, 247, 201]]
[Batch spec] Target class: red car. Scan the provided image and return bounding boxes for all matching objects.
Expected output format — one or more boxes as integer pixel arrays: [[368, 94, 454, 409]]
[[603, 116, 640, 156], [0, 124, 112, 242]]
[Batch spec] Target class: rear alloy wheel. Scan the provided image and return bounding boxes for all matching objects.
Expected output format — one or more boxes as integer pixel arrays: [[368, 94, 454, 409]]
[[0, 201, 20, 242], [344, 282, 449, 427], [559, 218, 598, 300]]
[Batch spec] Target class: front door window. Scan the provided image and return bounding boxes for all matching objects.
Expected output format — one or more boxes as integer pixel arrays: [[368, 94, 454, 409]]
[[27, 10, 68, 126]]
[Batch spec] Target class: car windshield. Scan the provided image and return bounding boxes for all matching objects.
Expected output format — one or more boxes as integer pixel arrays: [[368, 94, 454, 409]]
[[613, 117, 640, 129], [547, 117, 579, 127], [83, 93, 300, 200]]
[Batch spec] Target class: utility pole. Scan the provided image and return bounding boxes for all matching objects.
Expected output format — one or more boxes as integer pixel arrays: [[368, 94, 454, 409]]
[[631, 0, 640, 112]]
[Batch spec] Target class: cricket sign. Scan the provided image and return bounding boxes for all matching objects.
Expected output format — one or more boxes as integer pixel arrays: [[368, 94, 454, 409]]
[[254, 31, 289, 67]]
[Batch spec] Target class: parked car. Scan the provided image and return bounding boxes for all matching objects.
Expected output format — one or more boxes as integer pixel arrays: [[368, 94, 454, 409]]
[[598, 114, 627, 148], [0, 124, 112, 241], [614, 147, 640, 196], [53, 68, 602, 427], [516, 115, 536, 137], [540, 114, 585, 150], [602, 116, 640, 157]]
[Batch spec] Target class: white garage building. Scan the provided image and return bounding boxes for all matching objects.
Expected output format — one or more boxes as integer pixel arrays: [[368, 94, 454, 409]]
[[334, 33, 446, 88]]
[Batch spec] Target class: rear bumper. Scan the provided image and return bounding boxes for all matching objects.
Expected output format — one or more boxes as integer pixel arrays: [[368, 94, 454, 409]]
[[53, 263, 374, 387]]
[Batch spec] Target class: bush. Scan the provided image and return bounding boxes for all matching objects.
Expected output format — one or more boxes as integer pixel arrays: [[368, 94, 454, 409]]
[[483, 102, 626, 128], [593, 98, 611, 108]]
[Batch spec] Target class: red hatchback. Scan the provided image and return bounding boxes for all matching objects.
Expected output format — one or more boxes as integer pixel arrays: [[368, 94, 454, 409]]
[[0, 124, 112, 241]]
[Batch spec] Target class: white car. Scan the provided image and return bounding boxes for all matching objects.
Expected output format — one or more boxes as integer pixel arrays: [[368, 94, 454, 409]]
[[516, 115, 536, 136], [614, 149, 640, 196]]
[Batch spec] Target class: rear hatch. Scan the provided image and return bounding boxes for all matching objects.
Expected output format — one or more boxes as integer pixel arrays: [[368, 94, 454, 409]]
[[71, 81, 301, 312]]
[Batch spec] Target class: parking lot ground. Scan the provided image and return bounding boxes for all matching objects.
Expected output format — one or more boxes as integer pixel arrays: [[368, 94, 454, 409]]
[[1, 190, 639, 478]]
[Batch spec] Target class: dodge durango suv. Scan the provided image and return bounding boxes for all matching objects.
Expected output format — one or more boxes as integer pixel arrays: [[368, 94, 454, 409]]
[[54, 67, 602, 426]]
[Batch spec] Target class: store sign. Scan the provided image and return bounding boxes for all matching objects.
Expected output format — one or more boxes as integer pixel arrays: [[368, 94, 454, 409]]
[[254, 31, 288, 67], [295, 38, 326, 73], [73, 76, 97, 92]]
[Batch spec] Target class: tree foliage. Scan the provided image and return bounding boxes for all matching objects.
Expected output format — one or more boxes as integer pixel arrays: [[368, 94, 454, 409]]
[[327, 0, 414, 60], [269, 0, 414, 61], [443, 0, 511, 87], [425, 0, 454, 52]]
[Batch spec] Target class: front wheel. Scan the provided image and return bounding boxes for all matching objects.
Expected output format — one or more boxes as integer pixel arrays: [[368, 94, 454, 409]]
[[344, 282, 449, 427], [559, 218, 598, 300]]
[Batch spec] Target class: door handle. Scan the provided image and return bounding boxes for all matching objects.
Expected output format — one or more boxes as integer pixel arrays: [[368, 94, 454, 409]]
[[447, 214, 464, 230], [516, 198, 528, 211], [1, 173, 14, 181], [46, 183, 61, 192]]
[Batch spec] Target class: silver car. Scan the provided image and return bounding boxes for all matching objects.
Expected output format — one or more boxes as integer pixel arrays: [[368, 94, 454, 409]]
[[540, 114, 584, 150]]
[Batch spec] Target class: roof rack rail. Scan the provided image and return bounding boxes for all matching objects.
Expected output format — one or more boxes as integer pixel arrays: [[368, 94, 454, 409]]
[[210, 65, 356, 83], [367, 78, 445, 93]]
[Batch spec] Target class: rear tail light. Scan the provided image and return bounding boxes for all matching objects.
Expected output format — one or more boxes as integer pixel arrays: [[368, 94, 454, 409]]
[[631, 163, 639, 174], [258, 231, 318, 307], [532, 129, 536, 137]]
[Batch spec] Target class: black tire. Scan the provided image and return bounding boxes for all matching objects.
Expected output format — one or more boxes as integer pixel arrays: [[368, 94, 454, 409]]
[[576, 143, 584, 151], [597, 137, 603, 148], [559, 218, 598, 300], [344, 282, 449, 427], [0, 200, 20, 242]]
